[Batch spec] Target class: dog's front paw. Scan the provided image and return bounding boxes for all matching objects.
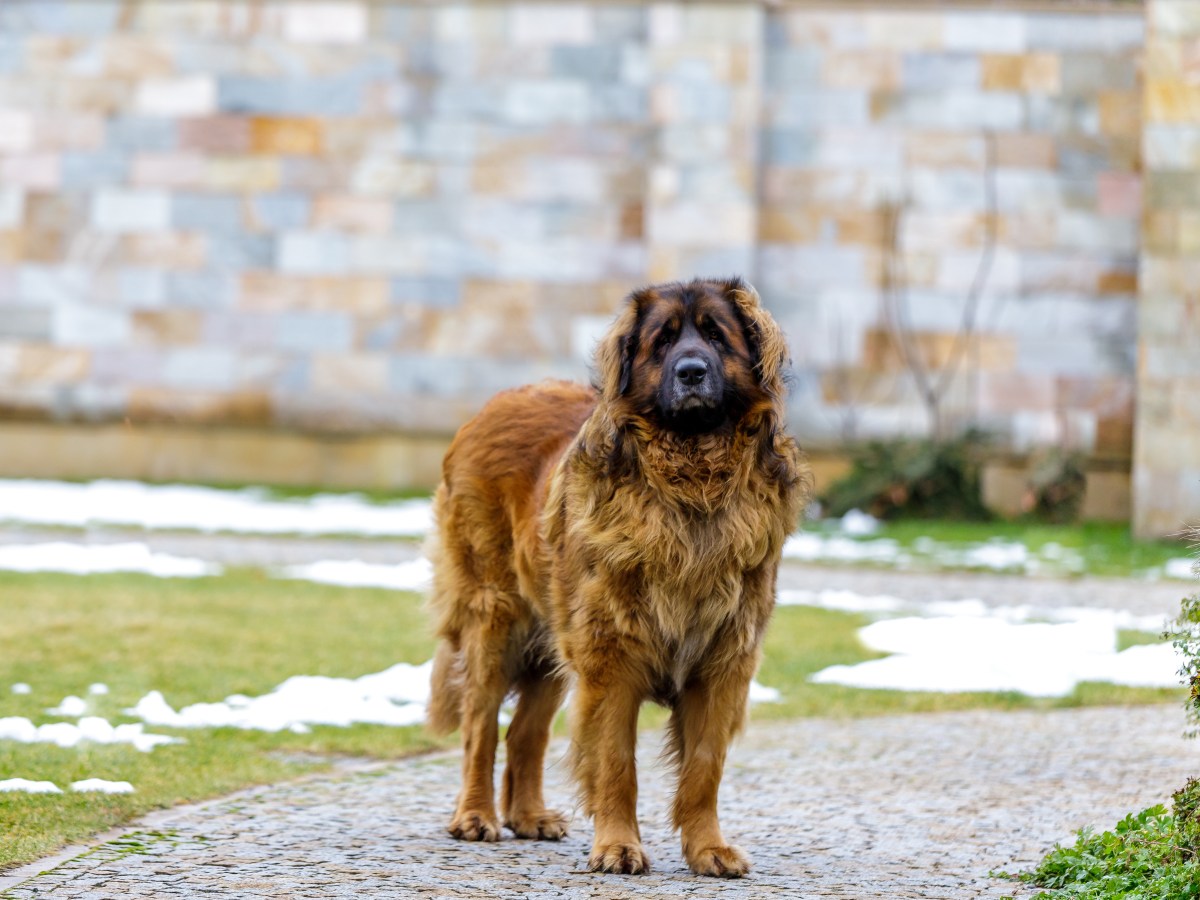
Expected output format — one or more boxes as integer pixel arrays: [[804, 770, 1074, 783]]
[[588, 841, 651, 875], [686, 844, 750, 878], [505, 808, 568, 840], [448, 810, 501, 842]]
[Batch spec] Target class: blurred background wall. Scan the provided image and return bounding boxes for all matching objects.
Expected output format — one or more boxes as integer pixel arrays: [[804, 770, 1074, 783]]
[[0, 1, 1195, 535]]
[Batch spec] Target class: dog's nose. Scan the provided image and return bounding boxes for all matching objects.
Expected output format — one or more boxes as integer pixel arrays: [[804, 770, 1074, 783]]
[[674, 357, 708, 386]]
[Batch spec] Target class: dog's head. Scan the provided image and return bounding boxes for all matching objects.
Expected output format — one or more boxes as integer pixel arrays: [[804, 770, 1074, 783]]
[[595, 277, 789, 436]]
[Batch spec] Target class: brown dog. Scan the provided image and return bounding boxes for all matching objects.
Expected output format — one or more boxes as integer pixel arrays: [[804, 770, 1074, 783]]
[[426, 277, 809, 877]]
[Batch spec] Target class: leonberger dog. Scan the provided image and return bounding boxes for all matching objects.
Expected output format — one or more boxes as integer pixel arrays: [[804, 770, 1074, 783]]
[[426, 277, 809, 877]]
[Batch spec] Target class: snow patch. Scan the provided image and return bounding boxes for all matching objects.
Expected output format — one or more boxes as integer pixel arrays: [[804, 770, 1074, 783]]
[[0, 715, 180, 752], [71, 779, 134, 794], [0, 542, 220, 578], [277, 558, 433, 592], [1165, 557, 1196, 580], [0, 778, 61, 794], [0, 479, 432, 537], [129, 661, 433, 732], [11, 683, 31, 695], [46, 695, 88, 717]]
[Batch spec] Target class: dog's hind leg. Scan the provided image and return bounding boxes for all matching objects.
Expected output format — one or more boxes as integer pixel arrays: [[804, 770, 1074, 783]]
[[501, 673, 568, 840], [447, 607, 513, 843]]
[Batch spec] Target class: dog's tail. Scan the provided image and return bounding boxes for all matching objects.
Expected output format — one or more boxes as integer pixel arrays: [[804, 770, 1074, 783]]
[[427, 639, 464, 735]]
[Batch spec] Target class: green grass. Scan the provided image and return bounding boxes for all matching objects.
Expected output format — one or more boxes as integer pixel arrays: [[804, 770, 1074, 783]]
[[0, 571, 1183, 873], [814, 519, 1189, 579], [0, 571, 446, 870]]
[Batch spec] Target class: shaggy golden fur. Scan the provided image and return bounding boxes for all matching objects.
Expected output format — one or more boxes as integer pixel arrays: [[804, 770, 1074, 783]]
[[426, 277, 810, 877]]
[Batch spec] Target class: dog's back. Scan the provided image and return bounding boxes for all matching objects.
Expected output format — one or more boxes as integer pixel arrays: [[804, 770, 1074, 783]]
[[426, 380, 596, 734]]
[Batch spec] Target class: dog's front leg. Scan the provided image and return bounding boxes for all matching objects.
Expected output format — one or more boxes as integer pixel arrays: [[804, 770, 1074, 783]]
[[669, 650, 757, 877], [571, 669, 650, 874]]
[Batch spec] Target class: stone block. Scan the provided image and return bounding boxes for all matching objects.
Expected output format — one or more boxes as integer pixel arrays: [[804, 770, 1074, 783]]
[[240, 274, 388, 315], [107, 116, 178, 152], [160, 346, 237, 390], [278, 231, 349, 276], [943, 13, 1026, 53], [1146, 81, 1200, 124], [0, 307, 51, 340], [91, 188, 171, 233], [874, 90, 1023, 130], [282, 2, 368, 44], [171, 193, 241, 231], [771, 89, 869, 127], [1097, 89, 1140, 135], [206, 157, 281, 192], [17, 265, 90, 305], [250, 117, 324, 155], [218, 76, 367, 116], [1081, 470, 1131, 521], [1, 156, 60, 190], [119, 234, 207, 270], [982, 463, 1029, 518], [1151, 1, 1200, 39], [61, 151, 127, 188], [1061, 53, 1137, 94], [823, 51, 900, 90], [312, 352, 388, 394], [312, 195, 393, 233], [900, 52, 980, 90], [209, 234, 275, 272], [135, 76, 217, 116], [246, 192, 311, 232], [14, 344, 89, 385], [0, 188, 24, 228], [1098, 172, 1142, 218], [593, 6, 646, 42], [131, 310, 203, 345], [276, 312, 353, 352], [1027, 14, 1144, 51], [0, 36, 23, 73], [178, 116, 250, 153], [350, 158, 436, 196], [131, 153, 206, 189], [0, 110, 33, 153], [550, 45, 623, 81], [52, 303, 129, 346], [764, 48, 823, 88], [1146, 171, 1200, 210], [390, 277, 461, 309], [24, 193, 90, 233]]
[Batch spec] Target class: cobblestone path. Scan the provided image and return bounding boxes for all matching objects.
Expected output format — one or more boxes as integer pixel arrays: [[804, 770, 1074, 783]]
[[4, 705, 1195, 899]]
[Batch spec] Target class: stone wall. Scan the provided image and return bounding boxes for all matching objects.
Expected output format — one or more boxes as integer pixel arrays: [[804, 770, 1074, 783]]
[[1135, 0, 1200, 537], [0, 1, 1192, 531]]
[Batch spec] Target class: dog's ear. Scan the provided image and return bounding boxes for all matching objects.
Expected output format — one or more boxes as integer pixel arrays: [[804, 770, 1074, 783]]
[[721, 278, 789, 401], [594, 289, 648, 402]]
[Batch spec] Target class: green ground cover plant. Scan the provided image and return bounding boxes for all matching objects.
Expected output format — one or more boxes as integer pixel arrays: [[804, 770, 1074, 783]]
[[1, 571, 1182, 872]]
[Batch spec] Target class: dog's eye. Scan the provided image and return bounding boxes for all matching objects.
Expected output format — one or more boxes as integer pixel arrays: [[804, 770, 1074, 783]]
[[707, 327, 724, 345], [655, 331, 674, 352]]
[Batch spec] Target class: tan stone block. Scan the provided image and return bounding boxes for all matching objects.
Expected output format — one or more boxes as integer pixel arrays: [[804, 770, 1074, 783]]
[[179, 117, 251, 153], [1144, 39, 1183, 81], [1172, 378, 1200, 426], [60, 79, 128, 114], [619, 203, 644, 241], [998, 212, 1057, 249], [18, 230, 67, 263], [128, 389, 273, 427], [994, 133, 1056, 168], [759, 207, 822, 243], [312, 354, 388, 394], [351, 158, 436, 197], [240, 274, 388, 315], [0, 232, 19, 264], [904, 133, 984, 168], [902, 212, 985, 251], [25, 194, 88, 232], [312, 195, 393, 233], [251, 117, 324, 156], [823, 51, 900, 90], [132, 311, 203, 346], [863, 12, 942, 51], [1142, 211, 1180, 254], [1081, 470, 1131, 521], [863, 328, 1014, 372], [1179, 212, 1200, 253], [207, 157, 281, 191], [16, 346, 89, 385], [1097, 269, 1138, 294], [101, 36, 175, 78], [120, 234, 208, 269], [837, 210, 888, 246], [978, 373, 1056, 414], [1022, 53, 1061, 93], [981, 55, 1024, 91], [1100, 90, 1141, 135], [1095, 415, 1134, 458], [1145, 81, 1200, 123]]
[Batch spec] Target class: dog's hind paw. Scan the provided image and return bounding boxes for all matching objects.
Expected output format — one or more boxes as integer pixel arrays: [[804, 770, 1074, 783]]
[[448, 811, 501, 842], [686, 844, 750, 878], [505, 809, 568, 840], [588, 842, 651, 875]]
